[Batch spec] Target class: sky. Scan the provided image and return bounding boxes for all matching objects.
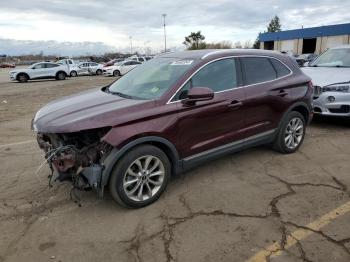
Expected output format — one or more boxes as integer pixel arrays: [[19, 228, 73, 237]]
[[0, 0, 349, 56]]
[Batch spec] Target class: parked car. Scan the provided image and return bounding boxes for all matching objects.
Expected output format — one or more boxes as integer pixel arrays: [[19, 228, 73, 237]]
[[77, 62, 104, 75], [33, 49, 313, 207], [301, 45, 350, 117], [295, 53, 318, 67], [0, 62, 16, 68], [10, 62, 68, 83], [128, 56, 147, 63], [104, 58, 125, 67], [103, 60, 142, 76], [56, 59, 81, 77]]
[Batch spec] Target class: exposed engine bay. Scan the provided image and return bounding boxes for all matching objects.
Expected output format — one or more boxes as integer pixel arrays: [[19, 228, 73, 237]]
[[37, 127, 112, 204]]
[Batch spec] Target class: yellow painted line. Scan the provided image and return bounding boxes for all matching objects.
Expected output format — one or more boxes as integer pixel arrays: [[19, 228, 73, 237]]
[[246, 200, 350, 262], [0, 139, 35, 148]]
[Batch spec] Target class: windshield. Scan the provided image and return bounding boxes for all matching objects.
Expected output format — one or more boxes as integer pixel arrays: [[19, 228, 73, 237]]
[[311, 48, 350, 67], [108, 57, 197, 100]]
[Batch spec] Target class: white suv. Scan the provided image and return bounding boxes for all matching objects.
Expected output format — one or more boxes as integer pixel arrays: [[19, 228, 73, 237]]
[[9, 62, 69, 83], [301, 45, 350, 117]]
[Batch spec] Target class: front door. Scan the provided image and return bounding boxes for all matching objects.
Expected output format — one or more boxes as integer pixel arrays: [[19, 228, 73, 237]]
[[173, 58, 247, 159]]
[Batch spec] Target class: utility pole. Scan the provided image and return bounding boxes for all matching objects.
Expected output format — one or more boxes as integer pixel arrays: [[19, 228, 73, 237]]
[[129, 36, 133, 54], [162, 14, 167, 53]]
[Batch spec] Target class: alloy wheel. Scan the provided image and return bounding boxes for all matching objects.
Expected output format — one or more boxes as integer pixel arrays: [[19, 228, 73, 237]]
[[123, 155, 165, 202], [284, 117, 304, 149]]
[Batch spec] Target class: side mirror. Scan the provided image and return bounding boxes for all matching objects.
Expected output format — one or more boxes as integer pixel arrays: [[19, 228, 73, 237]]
[[182, 87, 214, 105]]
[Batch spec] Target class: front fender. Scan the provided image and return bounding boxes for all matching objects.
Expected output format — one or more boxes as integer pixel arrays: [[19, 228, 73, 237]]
[[100, 136, 181, 189]]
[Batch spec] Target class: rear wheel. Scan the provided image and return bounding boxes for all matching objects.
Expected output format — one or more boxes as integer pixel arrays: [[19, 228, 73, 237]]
[[113, 70, 120, 77], [109, 145, 171, 208], [56, 72, 66, 80], [17, 73, 28, 83], [273, 111, 306, 154]]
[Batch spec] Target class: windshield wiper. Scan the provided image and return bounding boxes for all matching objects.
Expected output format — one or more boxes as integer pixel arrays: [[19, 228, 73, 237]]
[[104, 86, 134, 99], [112, 91, 135, 99]]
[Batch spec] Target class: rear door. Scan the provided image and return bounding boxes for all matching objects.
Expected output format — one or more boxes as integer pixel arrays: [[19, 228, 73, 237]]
[[45, 63, 60, 76], [173, 58, 247, 159], [239, 56, 292, 136]]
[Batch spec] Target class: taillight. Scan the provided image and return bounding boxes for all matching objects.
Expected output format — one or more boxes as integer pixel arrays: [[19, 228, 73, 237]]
[[308, 80, 314, 90]]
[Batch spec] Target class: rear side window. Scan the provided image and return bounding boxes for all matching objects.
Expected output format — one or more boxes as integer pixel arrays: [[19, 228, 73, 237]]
[[45, 63, 59, 68], [241, 57, 277, 85], [269, 58, 290, 78]]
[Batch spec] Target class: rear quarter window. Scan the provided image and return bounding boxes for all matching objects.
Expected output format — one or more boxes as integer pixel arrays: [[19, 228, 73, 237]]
[[269, 58, 291, 78]]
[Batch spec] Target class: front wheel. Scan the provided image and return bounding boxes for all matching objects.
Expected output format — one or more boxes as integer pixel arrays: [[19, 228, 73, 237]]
[[70, 70, 77, 77], [96, 69, 102, 75], [109, 145, 171, 208], [113, 70, 120, 77], [17, 73, 28, 83], [273, 111, 306, 154]]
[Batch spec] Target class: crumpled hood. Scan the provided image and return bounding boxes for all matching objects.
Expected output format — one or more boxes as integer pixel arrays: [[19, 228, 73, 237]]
[[33, 87, 149, 133], [301, 67, 350, 87]]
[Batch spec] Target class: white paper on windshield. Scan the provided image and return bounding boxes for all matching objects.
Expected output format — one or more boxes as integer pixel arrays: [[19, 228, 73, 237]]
[[170, 60, 193, 65]]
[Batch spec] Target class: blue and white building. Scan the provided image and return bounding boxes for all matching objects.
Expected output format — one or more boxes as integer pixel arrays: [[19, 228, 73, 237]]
[[259, 23, 350, 55]]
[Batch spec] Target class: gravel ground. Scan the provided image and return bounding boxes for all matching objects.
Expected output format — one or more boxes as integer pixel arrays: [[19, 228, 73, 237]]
[[0, 67, 350, 262]]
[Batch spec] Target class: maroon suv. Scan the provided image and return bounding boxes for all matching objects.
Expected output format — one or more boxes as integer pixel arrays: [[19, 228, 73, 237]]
[[33, 49, 313, 208]]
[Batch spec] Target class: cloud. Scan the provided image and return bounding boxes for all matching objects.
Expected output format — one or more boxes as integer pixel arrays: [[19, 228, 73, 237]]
[[1, 0, 349, 55], [0, 38, 116, 56]]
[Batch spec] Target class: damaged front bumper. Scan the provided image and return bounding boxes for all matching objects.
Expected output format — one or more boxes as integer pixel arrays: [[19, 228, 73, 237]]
[[36, 128, 113, 199]]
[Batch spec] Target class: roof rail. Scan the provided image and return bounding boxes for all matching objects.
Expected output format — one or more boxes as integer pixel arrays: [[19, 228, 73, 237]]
[[201, 49, 232, 59]]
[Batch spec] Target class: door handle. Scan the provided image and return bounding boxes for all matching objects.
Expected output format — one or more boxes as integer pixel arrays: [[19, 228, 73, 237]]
[[277, 90, 288, 97], [228, 100, 243, 109]]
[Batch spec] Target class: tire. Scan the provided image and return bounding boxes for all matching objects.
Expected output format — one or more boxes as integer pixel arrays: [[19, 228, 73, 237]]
[[96, 69, 102, 75], [70, 70, 77, 77], [17, 73, 28, 83], [273, 111, 306, 154], [109, 145, 171, 208], [56, 71, 66, 80], [113, 70, 120, 77]]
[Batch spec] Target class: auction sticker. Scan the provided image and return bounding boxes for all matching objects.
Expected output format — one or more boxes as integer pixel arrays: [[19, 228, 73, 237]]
[[170, 60, 193, 65]]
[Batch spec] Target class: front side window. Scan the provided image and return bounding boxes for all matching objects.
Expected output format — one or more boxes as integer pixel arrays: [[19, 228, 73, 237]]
[[172, 58, 237, 101], [241, 57, 277, 85], [108, 57, 198, 100]]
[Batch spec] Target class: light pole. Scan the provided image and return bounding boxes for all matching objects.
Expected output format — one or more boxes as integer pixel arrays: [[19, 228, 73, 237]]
[[162, 14, 167, 53], [129, 36, 133, 54]]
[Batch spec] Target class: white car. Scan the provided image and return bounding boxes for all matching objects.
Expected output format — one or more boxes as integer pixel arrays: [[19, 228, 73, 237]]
[[9, 62, 69, 83], [78, 62, 104, 75], [103, 60, 142, 76], [301, 45, 350, 117]]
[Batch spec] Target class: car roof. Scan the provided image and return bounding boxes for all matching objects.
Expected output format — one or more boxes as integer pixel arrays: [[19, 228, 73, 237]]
[[157, 49, 289, 60]]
